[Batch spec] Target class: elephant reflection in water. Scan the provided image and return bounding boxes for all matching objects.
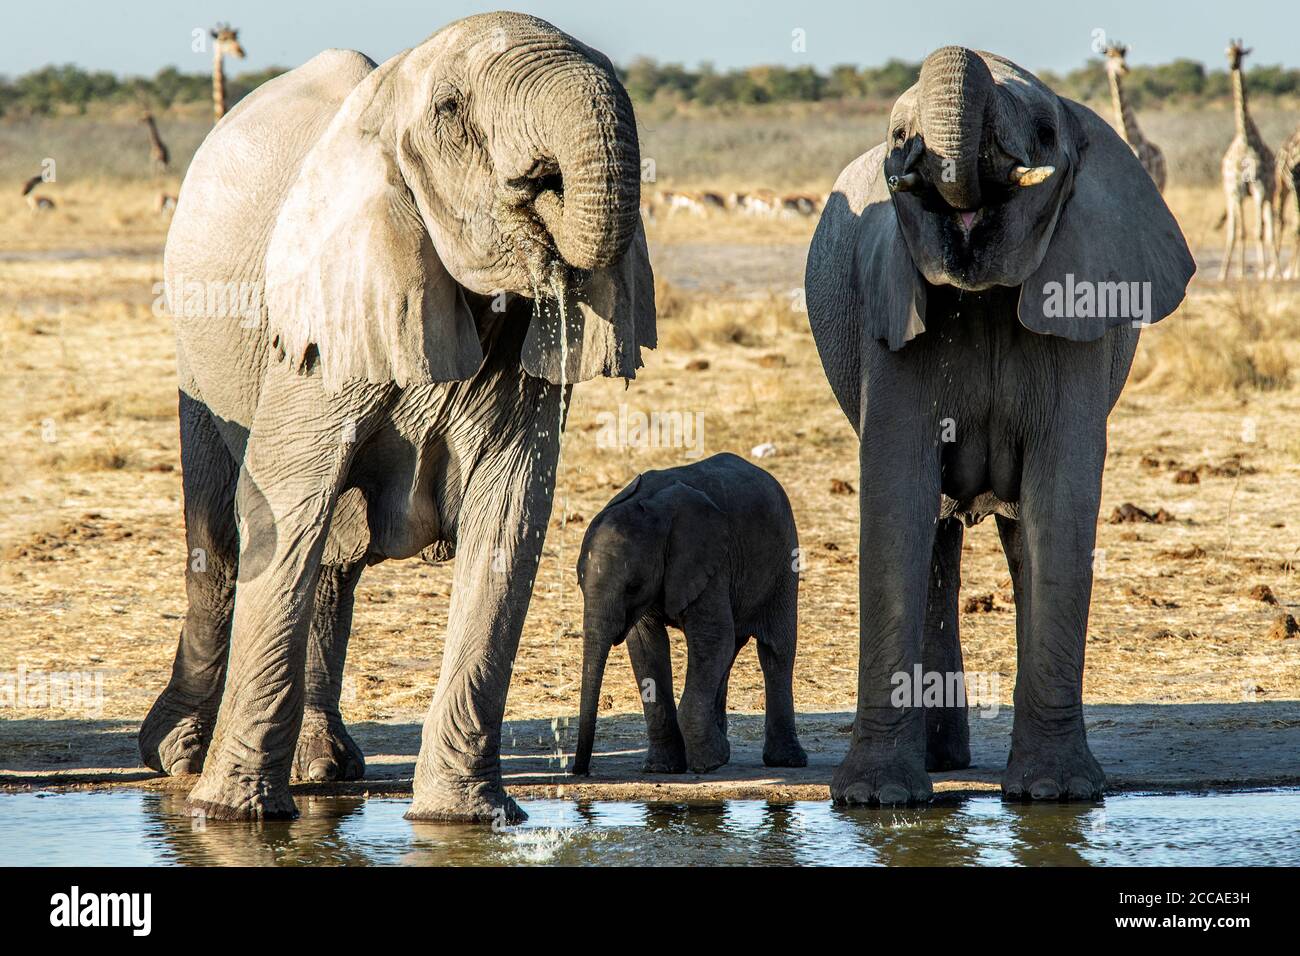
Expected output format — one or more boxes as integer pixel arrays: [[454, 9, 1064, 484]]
[[151, 793, 373, 866], [831, 797, 1096, 865]]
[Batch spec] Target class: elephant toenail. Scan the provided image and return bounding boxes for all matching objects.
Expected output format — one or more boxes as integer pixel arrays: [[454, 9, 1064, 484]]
[[876, 784, 911, 805], [1067, 776, 1098, 799], [1029, 778, 1061, 800], [308, 758, 337, 782], [169, 758, 198, 776], [841, 783, 874, 805]]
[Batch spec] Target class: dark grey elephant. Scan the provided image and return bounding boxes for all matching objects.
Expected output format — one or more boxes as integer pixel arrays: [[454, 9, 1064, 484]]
[[139, 12, 654, 823], [805, 47, 1194, 806], [571, 453, 806, 775]]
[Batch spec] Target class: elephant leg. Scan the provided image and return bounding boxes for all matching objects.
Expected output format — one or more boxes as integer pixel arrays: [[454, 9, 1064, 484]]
[[712, 634, 750, 739], [1000, 430, 1106, 802], [756, 574, 806, 768], [677, 590, 737, 773], [293, 561, 366, 783], [625, 616, 686, 773], [185, 385, 354, 820], [140, 392, 238, 777], [832, 415, 940, 806], [405, 381, 564, 825], [922, 517, 971, 771]]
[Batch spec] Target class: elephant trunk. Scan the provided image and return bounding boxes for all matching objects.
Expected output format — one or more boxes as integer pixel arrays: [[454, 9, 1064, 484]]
[[572, 610, 619, 775], [918, 46, 994, 210], [527, 60, 641, 272]]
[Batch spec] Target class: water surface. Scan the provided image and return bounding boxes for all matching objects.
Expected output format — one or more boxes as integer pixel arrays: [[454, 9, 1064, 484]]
[[2, 789, 1297, 866]]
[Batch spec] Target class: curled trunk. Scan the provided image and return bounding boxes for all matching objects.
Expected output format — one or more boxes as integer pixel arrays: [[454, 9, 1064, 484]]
[[528, 62, 641, 272], [918, 46, 994, 210]]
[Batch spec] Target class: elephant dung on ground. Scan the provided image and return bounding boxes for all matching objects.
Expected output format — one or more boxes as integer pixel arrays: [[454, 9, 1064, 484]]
[[805, 46, 1195, 806], [139, 11, 655, 823]]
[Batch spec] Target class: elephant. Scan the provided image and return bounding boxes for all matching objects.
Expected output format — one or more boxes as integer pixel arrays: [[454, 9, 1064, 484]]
[[571, 453, 807, 776], [138, 12, 655, 824], [805, 46, 1194, 806]]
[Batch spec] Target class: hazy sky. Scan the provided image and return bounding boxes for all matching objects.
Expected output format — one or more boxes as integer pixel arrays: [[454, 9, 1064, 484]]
[[3, 0, 1298, 76]]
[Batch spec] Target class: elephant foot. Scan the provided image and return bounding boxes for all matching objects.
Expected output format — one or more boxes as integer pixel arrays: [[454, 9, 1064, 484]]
[[405, 780, 526, 826], [642, 737, 688, 774], [831, 742, 932, 806], [1002, 740, 1105, 801], [684, 734, 730, 774], [762, 735, 808, 768], [292, 711, 365, 782], [186, 766, 298, 821], [139, 687, 216, 776]]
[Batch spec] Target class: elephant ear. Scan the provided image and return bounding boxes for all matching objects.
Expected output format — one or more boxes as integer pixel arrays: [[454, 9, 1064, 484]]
[[605, 473, 643, 508], [264, 67, 483, 394], [806, 144, 926, 427], [521, 222, 656, 384], [655, 482, 728, 619], [1018, 101, 1195, 340]]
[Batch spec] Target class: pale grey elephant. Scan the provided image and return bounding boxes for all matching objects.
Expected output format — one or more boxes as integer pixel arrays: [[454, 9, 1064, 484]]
[[139, 12, 654, 823], [805, 47, 1194, 806], [570, 454, 806, 776]]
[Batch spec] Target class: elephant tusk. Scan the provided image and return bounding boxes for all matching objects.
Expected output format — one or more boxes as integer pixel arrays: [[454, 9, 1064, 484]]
[[888, 171, 921, 193], [1009, 164, 1055, 187]]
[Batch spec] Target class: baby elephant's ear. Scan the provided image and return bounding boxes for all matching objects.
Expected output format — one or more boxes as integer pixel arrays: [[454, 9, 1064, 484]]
[[522, 221, 656, 384], [1018, 101, 1195, 340], [264, 84, 483, 394], [606, 474, 643, 508], [661, 483, 728, 619]]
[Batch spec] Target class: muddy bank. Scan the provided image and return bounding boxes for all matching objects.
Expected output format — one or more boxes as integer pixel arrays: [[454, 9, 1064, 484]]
[[4, 701, 1297, 802]]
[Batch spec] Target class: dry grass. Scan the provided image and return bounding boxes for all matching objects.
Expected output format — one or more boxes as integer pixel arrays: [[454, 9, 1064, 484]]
[[1, 245, 1298, 734], [0, 180, 177, 251], [1131, 283, 1300, 394], [1, 107, 1299, 742], [654, 282, 807, 350]]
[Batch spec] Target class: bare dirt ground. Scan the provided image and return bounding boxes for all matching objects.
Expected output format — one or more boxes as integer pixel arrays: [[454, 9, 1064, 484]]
[[1, 183, 1298, 796]]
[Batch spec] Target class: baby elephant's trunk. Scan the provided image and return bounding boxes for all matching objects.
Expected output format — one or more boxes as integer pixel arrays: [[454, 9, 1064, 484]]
[[572, 625, 614, 775]]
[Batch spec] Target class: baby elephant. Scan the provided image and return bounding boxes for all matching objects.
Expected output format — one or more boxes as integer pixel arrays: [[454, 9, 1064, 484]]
[[571, 452, 807, 775]]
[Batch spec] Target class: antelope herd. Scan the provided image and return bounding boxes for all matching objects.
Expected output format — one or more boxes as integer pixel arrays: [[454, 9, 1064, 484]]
[[645, 187, 825, 220]]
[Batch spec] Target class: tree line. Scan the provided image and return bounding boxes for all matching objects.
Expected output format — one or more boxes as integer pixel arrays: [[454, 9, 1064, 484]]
[[3, 57, 1298, 117], [0, 64, 285, 116]]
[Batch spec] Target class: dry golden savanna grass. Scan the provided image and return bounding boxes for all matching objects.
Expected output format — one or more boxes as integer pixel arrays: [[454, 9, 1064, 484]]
[[1, 100, 1299, 745], [1, 185, 1299, 742]]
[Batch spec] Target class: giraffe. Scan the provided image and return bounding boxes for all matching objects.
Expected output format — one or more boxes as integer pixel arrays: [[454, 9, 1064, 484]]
[[1274, 127, 1300, 279], [1103, 43, 1167, 192], [1219, 40, 1281, 280], [140, 112, 170, 174], [21, 174, 54, 214], [209, 23, 246, 122]]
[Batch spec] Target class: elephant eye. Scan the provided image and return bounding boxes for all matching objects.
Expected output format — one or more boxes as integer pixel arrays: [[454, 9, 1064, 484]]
[[1035, 122, 1056, 150], [434, 95, 460, 118], [892, 127, 906, 146]]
